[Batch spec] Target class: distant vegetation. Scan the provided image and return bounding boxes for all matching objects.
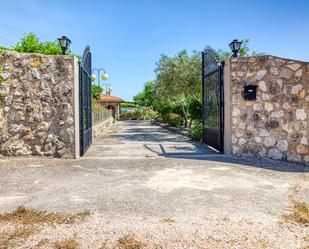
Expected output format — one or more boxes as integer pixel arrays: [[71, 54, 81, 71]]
[[133, 39, 258, 140], [0, 33, 98, 102], [0, 32, 78, 56], [92, 85, 103, 100], [120, 102, 139, 108], [119, 109, 155, 121]]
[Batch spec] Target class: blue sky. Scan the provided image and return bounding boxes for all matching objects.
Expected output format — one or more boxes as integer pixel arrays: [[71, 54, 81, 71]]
[[1, 0, 309, 101]]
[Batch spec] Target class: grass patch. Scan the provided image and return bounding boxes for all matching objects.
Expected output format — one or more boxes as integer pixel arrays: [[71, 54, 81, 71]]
[[0, 207, 89, 249], [162, 217, 175, 224], [0, 206, 90, 226], [114, 234, 144, 249], [283, 199, 309, 225], [0, 95, 4, 106], [53, 238, 80, 249], [32, 238, 50, 249], [0, 225, 38, 248]]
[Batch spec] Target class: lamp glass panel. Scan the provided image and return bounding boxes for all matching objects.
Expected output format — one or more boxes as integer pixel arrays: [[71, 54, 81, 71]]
[[66, 39, 71, 48], [229, 42, 235, 52], [234, 41, 241, 51], [59, 39, 67, 48]]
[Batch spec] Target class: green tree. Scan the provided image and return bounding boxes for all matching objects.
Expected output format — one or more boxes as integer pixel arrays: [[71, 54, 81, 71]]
[[154, 50, 202, 127], [134, 39, 259, 128], [133, 81, 155, 107], [92, 84, 103, 100]]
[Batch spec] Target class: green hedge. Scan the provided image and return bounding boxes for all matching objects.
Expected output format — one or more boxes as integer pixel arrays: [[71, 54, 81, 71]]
[[121, 102, 139, 108], [157, 112, 184, 127], [189, 120, 203, 141], [119, 109, 155, 121]]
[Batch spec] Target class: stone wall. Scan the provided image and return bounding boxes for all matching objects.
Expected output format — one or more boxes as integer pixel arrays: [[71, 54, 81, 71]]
[[92, 117, 114, 138], [229, 55, 309, 164], [0, 51, 77, 158]]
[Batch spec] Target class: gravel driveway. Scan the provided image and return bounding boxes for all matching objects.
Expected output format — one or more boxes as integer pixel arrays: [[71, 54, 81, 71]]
[[0, 120, 308, 248]]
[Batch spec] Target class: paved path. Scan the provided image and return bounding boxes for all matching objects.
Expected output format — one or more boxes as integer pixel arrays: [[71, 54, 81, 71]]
[[0, 120, 308, 221], [85, 120, 214, 159]]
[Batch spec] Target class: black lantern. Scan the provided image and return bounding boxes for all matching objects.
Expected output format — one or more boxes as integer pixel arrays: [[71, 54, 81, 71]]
[[229, 39, 242, 58], [58, 36, 71, 55]]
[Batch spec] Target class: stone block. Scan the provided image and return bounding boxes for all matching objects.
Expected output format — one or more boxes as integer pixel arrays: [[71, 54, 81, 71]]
[[269, 148, 282, 160]]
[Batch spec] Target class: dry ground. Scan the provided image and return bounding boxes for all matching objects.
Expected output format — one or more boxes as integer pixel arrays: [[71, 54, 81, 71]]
[[0, 203, 308, 249], [0, 121, 308, 248]]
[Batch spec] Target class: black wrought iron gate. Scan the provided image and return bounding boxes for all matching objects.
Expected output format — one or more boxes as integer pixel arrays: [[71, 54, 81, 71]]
[[79, 46, 92, 156], [202, 48, 224, 152]]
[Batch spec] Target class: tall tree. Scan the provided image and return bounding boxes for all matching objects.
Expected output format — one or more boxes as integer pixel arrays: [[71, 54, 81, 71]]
[[154, 50, 202, 127], [133, 39, 259, 128], [133, 81, 155, 107]]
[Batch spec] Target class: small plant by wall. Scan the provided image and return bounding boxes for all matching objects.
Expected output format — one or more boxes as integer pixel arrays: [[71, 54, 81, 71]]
[[0, 65, 4, 106], [189, 120, 203, 141]]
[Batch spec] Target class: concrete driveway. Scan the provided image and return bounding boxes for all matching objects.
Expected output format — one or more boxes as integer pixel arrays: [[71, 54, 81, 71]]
[[1, 120, 309, 248], [0, 120, 308, 220]]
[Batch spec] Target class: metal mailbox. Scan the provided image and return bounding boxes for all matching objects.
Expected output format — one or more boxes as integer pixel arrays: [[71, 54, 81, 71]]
[[244, 85, 257, 101]]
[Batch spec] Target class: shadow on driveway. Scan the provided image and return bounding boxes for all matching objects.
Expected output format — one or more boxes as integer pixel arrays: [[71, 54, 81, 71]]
[[97, 120, 309, 173], [143, 142, 309, 173]]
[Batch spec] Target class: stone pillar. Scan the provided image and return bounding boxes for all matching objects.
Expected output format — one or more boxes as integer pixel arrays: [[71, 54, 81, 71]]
[[73, 57, 80, 159], [229, 55, 309, 164], [224, 58, 232, 154], [0, 51, 78, 158]]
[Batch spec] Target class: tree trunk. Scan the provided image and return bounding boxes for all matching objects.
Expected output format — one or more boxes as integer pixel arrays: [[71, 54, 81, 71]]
[[188, 119, 192, 128], [181, 104, 188, 128]]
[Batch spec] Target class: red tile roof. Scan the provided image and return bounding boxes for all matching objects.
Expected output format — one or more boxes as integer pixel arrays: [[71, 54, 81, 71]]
[[100, 93, 123, 103]]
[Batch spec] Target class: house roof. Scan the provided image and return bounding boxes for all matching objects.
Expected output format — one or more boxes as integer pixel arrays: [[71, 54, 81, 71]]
[[100, 93, 123, 103]]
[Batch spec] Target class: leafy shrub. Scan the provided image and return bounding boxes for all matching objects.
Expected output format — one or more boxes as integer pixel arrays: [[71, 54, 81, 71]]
[[119, 111, 144, 120], [119, 112, 131, 120], [132, 110, 144, 120], [188, 98, 202, 120], [206, 115, 219, 129], [189, 120, 203, 141], [154, 102, 172, 116], [0, 32, 79, 56], [12, 32, 63, 55], [120, 102, 139, 108], [119, 109, 156, 121], [165, 113, 183, 127], [144, 109, 156, 120], [92, 84, 103, 100], [0, 46, 7, 53], [92, 101, 105, 112]]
